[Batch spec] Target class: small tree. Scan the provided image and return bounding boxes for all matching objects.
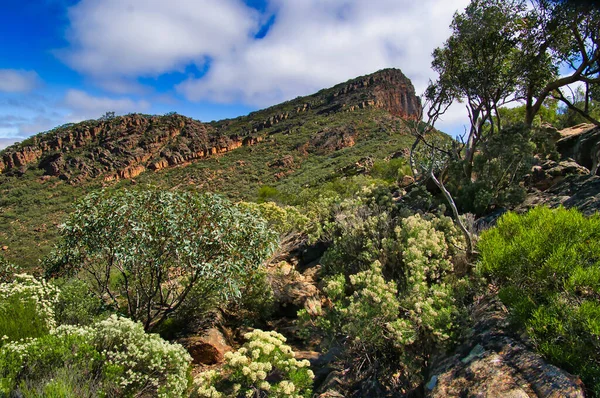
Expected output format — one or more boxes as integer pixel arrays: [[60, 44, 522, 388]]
[[45, 189, 277, 330], [98, 111, 116, 121]]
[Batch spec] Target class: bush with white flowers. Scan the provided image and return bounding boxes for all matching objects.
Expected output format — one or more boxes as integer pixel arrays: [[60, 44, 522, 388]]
[[0, 274, 60, 342], [194, 329, 314, 398], [298, 213, 467, 391], [0, 303, 192, 397]]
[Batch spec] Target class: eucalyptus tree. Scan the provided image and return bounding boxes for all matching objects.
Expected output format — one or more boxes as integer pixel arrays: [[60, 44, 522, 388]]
[[45, 189, 277, 331], [429, 0, 600, 177], [429, 0, 525, 179], [519, 0, 600, 126]]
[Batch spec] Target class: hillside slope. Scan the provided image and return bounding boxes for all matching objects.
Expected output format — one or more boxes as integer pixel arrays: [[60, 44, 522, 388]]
[[0, 68, 422, 267]]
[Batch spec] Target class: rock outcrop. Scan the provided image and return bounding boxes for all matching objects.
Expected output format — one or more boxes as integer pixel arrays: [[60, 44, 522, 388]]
[[557, 123, 600, 175], [427, 295, 585, 398]]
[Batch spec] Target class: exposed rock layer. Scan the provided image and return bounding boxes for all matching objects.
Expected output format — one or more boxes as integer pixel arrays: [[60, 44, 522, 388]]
[[557, 123, 600, 175]]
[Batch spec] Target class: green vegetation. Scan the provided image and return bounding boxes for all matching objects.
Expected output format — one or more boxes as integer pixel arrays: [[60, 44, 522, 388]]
[[0, 0, 598, 395], [479, 207, 600, 395], [0, 276, 192, 398], [297, 190, 469, 393], [45, 189, 277, 331]]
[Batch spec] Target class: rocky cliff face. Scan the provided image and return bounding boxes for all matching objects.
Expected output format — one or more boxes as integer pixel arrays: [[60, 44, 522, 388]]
[[0, 68, 421, 183]]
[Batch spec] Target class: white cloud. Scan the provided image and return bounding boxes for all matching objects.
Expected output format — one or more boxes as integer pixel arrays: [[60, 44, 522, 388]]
[[60, 0, 260, 79], [176, 0, 469, 107], [0, 70, 41, 93], [58, 0, 472, 135], [64, 90, 150, 121]]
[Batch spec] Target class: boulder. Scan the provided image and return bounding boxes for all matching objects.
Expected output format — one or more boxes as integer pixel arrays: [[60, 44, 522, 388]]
[[557, 124, 600, 175], [528, 159, 589, 191], [178, 328, 232, 365]]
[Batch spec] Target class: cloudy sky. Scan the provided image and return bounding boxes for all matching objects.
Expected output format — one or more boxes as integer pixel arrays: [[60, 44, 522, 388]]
[[0, 0, 471, 149]]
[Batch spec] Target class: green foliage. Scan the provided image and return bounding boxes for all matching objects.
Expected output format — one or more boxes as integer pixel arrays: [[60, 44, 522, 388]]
[[478, 207, 600, 395], [450, 124, 535, 215], [0, 274, 59, 343], [0, 316, 192, 398], [52, 278, 106, 326], [194, 329, 314, 397], [45, 189, 278, 330], [370, 158, 412, 183], [237, 201, 310, 238]]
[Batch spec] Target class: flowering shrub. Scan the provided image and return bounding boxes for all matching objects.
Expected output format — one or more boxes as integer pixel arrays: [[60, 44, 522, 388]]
[[0, 274, 60, 343], [397, 214, 462, 342], [299, 213, 467, 392], [0, 254, 20, 283], [0, 315, 192, 397], [194, 329, 314, 397]]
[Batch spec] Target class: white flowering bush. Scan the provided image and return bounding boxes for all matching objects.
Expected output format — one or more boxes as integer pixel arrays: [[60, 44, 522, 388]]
[[0, 315, 192, 397], [0, 274, 60, 343], [396, 214, 461, 342], [194, 329, 314, 397], [299, 213, 467, 391]]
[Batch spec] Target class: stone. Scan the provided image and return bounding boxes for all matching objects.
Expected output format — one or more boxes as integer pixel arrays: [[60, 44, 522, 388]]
[[557, 124, 600, 175], [399, 174, 415, 188], [178, 328, 232, 365], [520, 174, 600, 216], [527, 159, 589, 191]]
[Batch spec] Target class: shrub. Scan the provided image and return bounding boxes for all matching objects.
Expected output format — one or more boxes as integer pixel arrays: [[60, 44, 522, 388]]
[[194, 329, 314, 397], [45, 189, 278, 331], [0, 274, 59, 343], [300, 213, 467, 392], [449, 124, 535, 215], [370, 158, 412, 183], [478, 207, 600, 396], [0, 315, 192, 398], [53, 278, 106, 326], [237, 201, 310, 238]]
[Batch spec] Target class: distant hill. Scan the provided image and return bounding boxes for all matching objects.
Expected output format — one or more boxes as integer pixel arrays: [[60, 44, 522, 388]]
[[0, 68, 425, 267]]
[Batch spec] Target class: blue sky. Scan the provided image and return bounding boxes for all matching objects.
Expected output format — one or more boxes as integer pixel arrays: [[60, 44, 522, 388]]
[[0, 0, 471, 149]]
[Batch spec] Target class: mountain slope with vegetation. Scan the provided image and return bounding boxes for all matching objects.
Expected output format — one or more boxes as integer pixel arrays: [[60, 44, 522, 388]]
[[0, 68, 424, 268]]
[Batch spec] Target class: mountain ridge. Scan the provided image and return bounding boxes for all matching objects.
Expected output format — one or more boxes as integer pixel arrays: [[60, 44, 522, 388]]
[[0, 68, 420, 183]]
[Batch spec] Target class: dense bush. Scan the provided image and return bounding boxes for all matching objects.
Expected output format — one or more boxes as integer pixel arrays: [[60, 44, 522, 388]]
[[449, 124, 535, 215], [300, 212, 467, 392], [45, 189, 278, 331], [0, 316, 192, 397], [478, 207, 600, 395], [52, 278, 106, 326], [370, 157, 412, 183], [0, 275, 192, 397], [194, 329, 314, 397]]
